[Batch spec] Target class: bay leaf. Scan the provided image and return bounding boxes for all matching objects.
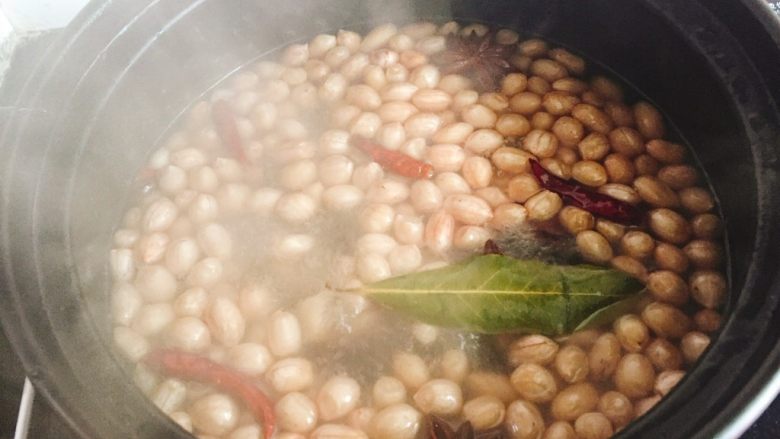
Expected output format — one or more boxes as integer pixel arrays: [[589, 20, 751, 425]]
[[362, 254, 644, 336]]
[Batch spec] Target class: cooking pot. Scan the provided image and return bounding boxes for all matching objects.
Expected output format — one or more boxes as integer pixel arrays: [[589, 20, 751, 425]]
[[1, 0, 779, 438]]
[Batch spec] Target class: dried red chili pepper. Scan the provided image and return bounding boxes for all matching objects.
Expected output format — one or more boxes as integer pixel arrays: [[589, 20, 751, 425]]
[[212, 99, 250, 163], [351, 135, 434, 179], [529, 159, 644, 225], [143, 349, 275, 439]]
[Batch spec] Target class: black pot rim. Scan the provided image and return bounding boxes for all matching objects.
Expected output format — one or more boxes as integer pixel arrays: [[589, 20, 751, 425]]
[[1, 1, 780, 438]]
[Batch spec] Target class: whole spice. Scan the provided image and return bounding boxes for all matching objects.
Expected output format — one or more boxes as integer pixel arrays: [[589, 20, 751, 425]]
[[428, 415, 505, 439], [433, 32, 515, 91], [352, 135, 434, 179], [212, 99, 250, 163], [529, 159, 644, 225], [143, 349, 275, 439]]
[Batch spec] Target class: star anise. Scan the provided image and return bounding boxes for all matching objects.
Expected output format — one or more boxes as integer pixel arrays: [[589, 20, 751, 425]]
[[433, 31, 516, 91], [428, 415, 506, 439]]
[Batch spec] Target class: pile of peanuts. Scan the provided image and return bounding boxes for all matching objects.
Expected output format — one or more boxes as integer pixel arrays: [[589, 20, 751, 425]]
[[110, 20, 726, 439]]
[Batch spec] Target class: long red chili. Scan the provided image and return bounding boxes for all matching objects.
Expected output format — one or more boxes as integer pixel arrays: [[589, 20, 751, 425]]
[[529, 159, 644, 225], [351, 135, 434, 179], [143, 349, 274, 438], [212, 99, 250, 163]]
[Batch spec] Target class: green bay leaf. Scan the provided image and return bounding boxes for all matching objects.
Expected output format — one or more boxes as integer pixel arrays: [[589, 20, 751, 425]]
[[362, 254, 644, 336]]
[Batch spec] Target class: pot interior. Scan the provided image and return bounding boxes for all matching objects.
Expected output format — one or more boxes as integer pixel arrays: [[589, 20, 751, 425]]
[[2, 1, 779, 438]]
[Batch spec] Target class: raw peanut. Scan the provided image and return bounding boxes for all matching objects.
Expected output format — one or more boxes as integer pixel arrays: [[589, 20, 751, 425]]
[[611, 255, 648, 281], [509, 92, 542, 115], [597, 183, 641, 205], [633, 176, 679, 207], [603, 153, 636, 184], [658, 165, 699, 190], [556, 147, 579, 165], [551, 383, 599, 421], [576, 231, 613, 263], [464, 372, 518, 404], [574, 412, 613, 439], [525, 190, 563, 222], [689, 270, 727, 308], [595, 219, 625, 244], [613, 353, 655, 398], [403, 112, 441, 138], [505, 400, 545, 439], [633, 101, 666, 139], [462, 156, 494, 189], [531, 58, 568, 82], [646, 338, 684, 371], [647, 270, 689, 306], [518, 39, 548, 57], [604, 102, 634, 127], [531, 112, 555, 130], [501, 72, 528, 95], [608, 127, 644, 158], [510, 363, 558, 403], [572, 104, 613, 134], [613, 314, 650, 352], [443, 194, 493, 225], [654, 242, 690, 273], [571, 161, 608, 187], [462, 396, 505, 430], [634, 154, 660, 176], [648, 208, 691, 244], [694, 308, 722, 332], [377, 101, 418, 123], [598, 392, 634, 429], [523, 129, 559, 158], [552, 116, 585, 147], [496, 114, 531, 137], [620, 231, 655, 260], [490, 203, 529, 230], [577, 133, 610, 161], [492, 147, 534, 173], [542, 91, 580, 115], [413, 379, 463, 416], [549, 48, 585, 74], [479, 92, 510, 112], [642, 301, 692, 338], [433, 122, 474, 144], [655, 370, 685, 396], [544, 421, 577, 439], [681, 331, 710, 363], [558, 206, 595, 234], [426, 144, 465, 172], [461, 104, 497, 128], [646, 139, 686, 164], [691, 213, 723, 239], [411, 88, 451, 112], [554, 345, 590, 384], [540, 158, 571, 179], [679, 187, 715, 213], [553, 77, 588, 95], [591, 76, 624, 101], [465, 129, 504, 155], [508, 335, 559, 366], [588, 333, 620, 381]]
